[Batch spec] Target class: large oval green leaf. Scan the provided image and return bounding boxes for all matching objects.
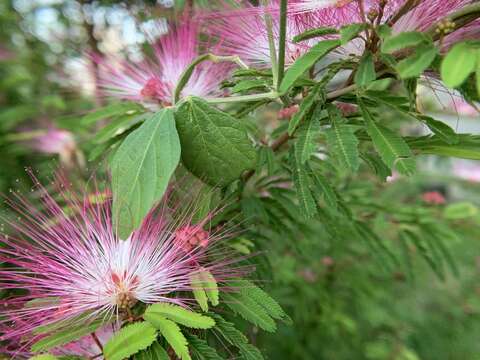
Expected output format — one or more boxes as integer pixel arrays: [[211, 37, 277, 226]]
[[175, 97, 256, 186], [111, 108, 181, 239]]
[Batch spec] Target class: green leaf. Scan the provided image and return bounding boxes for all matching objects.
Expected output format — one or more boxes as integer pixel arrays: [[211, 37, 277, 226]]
[[134, 341, 169, 360], [310, 171, 338, 209], [31, 319, 104, 352], [81, 102, 142, 125], [395, 44, 437, 79], [238, 343, 265, 360], [229, 280, 288, 321], [223, 292, 277, 332], [293, 27, 338, 43], [294, 113, 321, 164], [443, 202, 478, 220], [381, 32, 430, 54], [420, 116, 459, 145], [175, 97, 257, 186], [147, 315, 191, 360], [111, 109, 181, 238], [199, 270, 219, 306], [340, 23, 367, 45], [190, 272, 209, 312], [359, 100, 415, 175], [30, 355, 58, 360], [441, 42, 478, 88], [103, 322, 158, 360], [325, 121, 359, 172], [144, 303, 215, 329], [355, 51, 376, 86], [290, 148, 317, 218], [279, 40, 340, 94], [231, 79, 267, 94], [325, 106, 359, 171], [186, 334, 224, 360], [288, 84, 324, 135]]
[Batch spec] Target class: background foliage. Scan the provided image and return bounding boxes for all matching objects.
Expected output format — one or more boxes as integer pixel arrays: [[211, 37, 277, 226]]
[[1, 0, 480, 359]]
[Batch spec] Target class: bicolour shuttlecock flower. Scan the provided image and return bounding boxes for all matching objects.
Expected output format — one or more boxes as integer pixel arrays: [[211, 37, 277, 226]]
[[97, 19, 231, 106], [206, 2, 313, 67], [0, 176, 245, 351]]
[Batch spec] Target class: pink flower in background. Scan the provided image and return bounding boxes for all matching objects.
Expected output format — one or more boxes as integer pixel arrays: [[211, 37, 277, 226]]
[[422, 191, 446, 205], [206, 2, 313, 67], [450, 97, 480, 117], [0, 177, 244, 348], [453, 161, 480, 183], [97, 19, 230, 106], [29, 128, 76, 155]]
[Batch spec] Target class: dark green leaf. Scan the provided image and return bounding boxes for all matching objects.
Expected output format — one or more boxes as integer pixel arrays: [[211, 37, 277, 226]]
[[175, 97, 257, 186], [293, 27, 338, 43], [355, 51, 376, 87], [340, 23, 367, 45]]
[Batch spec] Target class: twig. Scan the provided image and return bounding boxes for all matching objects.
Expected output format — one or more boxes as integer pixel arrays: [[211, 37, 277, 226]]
[[277, 0, 288, 89], [261, 0, 279, 87]]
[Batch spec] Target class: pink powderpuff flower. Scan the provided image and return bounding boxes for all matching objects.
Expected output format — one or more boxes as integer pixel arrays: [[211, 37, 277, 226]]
[[0, 175, 246, 351], [450, 97, 480, 117], [304, 0, 477, 54], [422, 191, 446, 205], [206, 2, 314, 67], [96, 19, 231, 106]]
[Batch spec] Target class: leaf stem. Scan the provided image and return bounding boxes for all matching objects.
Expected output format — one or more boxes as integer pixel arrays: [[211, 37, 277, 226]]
[[277, 0, 288, 89], [261, 0, 279, 87]]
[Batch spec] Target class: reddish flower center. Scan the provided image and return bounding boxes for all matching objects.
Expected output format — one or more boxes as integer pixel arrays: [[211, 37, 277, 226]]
[[140, 77, 162, 100], [174, 225, 210, 252], [110, 271, 140, 309]]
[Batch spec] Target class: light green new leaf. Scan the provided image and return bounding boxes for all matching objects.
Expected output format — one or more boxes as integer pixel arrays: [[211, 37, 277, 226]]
[[340, 23, 367, 45], [444, 202, 478, 220], [29, 355, 57, 360], [190, 272, 209, 312], [381, 31, 430, 54], [396, 44, 437, 79], [199, 269, 219, 306], [111, 109, 181, 238], [441, 42, 478, 88], [144, 303, 215, 329], [103, 322, 158, 360], [175, 97, 257, 186], [147, 315, 191, 360], [355, 51, 376, 87], [280, 40, 340, 94], [359, 100, 415, 175], [31, 319, 104, 352]]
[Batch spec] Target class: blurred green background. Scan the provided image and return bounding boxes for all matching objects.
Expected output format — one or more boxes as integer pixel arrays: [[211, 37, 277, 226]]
[[1, 1, 480, 359]]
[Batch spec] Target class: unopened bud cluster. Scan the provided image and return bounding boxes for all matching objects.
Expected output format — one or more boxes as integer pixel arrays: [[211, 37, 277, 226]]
[[436, 19, 456, 35]]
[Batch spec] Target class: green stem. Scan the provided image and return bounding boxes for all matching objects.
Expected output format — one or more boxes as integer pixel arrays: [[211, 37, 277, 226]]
[[204, 92, 279, 104], [277, 0, 288, 89], [261, 0, 279, 87], [173, 54, 249, 104]]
